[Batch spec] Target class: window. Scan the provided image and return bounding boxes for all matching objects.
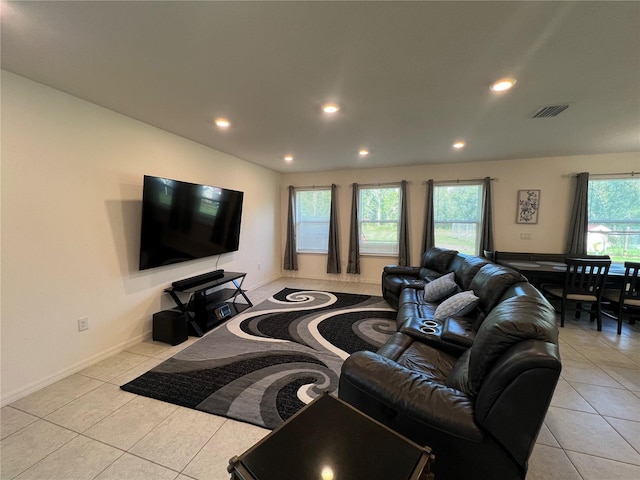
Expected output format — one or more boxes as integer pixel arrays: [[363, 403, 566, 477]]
[[434, 184, 483, 254], [295, 189, 331, 252], [198, 186, 220, 218], [359, 186, 401, 255], [587, 178, 640, 262]]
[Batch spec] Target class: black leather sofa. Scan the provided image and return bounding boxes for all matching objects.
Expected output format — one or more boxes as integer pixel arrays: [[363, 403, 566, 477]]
[[385, 249, 528, 356], [381, 247, 461, 309], [340, 249, 562, 479]]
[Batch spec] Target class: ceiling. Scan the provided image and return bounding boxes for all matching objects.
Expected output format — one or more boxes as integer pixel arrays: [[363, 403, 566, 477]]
[[2, 1, 639, 173]]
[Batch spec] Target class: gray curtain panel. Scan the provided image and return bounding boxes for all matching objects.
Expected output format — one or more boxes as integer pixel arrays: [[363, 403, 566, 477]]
[[283, 185, 298, 270], [479, 176, 495, 255], [398, 180, 410, 266], [347, 183, 360, 274], [326, 184, 341, 274], [566, 172, 589, 255], [421, 179, 435, 253]]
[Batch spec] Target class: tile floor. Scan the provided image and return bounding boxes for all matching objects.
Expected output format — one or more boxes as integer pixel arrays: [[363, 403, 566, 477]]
[[1, 277, 639, 479]]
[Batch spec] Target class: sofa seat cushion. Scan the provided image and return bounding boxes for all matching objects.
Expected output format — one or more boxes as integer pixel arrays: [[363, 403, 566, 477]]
[[396, 339, 457, 383], [340, 349, 483, 442]]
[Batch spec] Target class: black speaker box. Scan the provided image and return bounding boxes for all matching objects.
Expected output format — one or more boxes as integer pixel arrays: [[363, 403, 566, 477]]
[[172, 269, 225, 290], [153, 310, 188, 346]]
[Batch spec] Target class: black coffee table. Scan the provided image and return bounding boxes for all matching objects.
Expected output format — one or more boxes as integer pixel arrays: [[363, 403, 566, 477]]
[[228, 393, 435, 480]]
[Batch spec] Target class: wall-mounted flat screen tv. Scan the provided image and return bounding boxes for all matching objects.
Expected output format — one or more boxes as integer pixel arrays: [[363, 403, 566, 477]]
[[139, 175, 244, 270]]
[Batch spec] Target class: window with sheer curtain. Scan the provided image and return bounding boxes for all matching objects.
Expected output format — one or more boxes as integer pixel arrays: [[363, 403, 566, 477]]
[[587, 177, 640, 262], [295, 188, 331, 252], [358, 186, 401, 255], [434, 183, 483, 254]]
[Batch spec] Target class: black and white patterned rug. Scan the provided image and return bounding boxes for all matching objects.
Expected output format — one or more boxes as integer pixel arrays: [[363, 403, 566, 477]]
[[121, 288, 396, 429]]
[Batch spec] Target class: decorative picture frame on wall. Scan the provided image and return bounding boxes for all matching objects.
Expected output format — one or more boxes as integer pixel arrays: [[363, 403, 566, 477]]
[[516, 189, 540, 224]]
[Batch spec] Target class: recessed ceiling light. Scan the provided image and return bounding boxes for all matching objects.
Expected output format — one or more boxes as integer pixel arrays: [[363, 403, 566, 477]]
[[359, 149, 369, 156], [452, 142, 465, 149], [322, 103, 340, 114], [490, 78, 517, 92], [284, 155, 294, 162], [215, 118, 230, 128]]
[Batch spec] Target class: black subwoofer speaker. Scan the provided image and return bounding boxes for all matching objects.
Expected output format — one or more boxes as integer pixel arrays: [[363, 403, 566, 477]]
[[152, 310, 188, 345]]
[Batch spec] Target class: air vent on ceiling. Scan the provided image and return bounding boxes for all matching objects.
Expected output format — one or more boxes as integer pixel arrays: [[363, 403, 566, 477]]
[[531, 104, 570, 118]]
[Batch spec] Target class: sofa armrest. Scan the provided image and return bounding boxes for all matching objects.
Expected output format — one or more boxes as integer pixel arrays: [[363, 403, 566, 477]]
[[398, 318, 468, 357], [402, 279, 426, 289], [441, 317, 476, 348], [340, 351, 482, 441], [383, 265, 421, 276], [475, 340, 561, 467]]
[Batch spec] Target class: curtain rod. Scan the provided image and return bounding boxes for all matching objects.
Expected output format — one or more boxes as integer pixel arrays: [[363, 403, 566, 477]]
[[423, 177, 497, 184], [563, 171, 637, 178], [355, 181, 409, 188], [290, 184, 334, 190]]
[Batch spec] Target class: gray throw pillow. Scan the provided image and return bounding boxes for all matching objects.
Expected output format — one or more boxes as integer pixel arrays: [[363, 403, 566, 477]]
[[434, 290, 480, 321], [423, 272, 458, 302]]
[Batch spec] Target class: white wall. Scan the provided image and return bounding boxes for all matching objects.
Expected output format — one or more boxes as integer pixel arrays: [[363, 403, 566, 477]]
[[1, 71, 282, 404], [281, 152, 639, 283], [2, 70, 638, 403]]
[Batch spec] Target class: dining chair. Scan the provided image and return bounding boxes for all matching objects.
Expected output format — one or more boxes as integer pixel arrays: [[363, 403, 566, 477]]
[[542, 257, 611, 330], [603, 262, 640, 334]]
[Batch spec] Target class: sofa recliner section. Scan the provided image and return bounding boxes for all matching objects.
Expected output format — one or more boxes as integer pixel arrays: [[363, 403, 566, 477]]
[[395, 260, 530, 355], [339, 293, 561, 480], [382, 247, 459, 309], [339, 248, 562, 479]]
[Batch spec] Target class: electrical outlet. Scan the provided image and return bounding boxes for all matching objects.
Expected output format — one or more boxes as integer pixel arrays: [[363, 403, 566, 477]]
[[520, 233, 532, 240], [77, 316, 89, 332]]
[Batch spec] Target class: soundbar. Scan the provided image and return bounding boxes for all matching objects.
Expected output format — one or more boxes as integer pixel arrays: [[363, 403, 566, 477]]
[[172, 269, 225, 290]]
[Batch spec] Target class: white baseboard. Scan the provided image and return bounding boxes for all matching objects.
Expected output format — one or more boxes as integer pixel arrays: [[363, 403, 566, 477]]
[[281, 272, 379, 284], [245, 273, 282, 290], [1, 273, 374, 407], [1, 330, 152, 407]]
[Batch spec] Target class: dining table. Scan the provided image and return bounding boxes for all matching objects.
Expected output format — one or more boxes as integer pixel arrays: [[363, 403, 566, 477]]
[[497, 259, 626, 289]]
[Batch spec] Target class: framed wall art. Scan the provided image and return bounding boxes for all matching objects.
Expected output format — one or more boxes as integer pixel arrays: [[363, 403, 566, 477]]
[[516, 189, 540, 224]]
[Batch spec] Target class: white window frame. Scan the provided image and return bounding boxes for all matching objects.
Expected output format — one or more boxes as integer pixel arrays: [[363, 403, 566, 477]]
[[433, 183, 483, 255], [587, 177, 640, 262], [295, 188, 331, 253], [358, 185, 401, 256]]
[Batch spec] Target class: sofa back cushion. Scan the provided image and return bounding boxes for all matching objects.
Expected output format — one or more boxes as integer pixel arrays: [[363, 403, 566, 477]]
[[419, 247, 458, 273], [448, 255, 489, 290], [445, 295, 557, 397], [469, 264, 527, 317], [499, 281, 548, 304]]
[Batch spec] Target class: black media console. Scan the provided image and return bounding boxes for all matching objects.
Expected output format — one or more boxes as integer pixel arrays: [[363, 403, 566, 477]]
[[162, 270, 252, 337]]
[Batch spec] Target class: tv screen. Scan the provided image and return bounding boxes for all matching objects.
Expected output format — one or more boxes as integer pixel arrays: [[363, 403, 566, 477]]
[[139, 175, 244, 271]]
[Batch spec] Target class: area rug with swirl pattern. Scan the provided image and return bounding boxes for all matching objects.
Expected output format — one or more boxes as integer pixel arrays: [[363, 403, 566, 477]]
[[121, 288, 396, 429]]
